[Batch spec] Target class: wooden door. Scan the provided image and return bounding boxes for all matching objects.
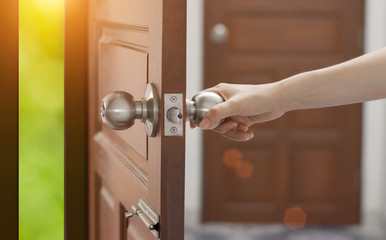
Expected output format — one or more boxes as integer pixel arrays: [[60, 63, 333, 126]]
[[203, 0, 363, 224], [87, 0, 186, 239]]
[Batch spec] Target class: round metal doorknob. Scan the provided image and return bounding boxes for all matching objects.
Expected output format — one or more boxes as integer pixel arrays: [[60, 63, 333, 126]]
[[210, 23, 229, 45], [186, 91, 224, 128], [101, 83, 159, 137]]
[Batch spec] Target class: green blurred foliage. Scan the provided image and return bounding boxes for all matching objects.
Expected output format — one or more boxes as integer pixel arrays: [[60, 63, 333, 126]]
[[19, 0, 64, 239]]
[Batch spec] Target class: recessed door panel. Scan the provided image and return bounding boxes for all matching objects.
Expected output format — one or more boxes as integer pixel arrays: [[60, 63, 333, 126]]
[[230, 16, 340, 53], [98, 0, 150, 26], [96, 176, 119, 240], [289, 146, 340, 202], [98, 38, 148, 161], [224, 147, 277, 203]]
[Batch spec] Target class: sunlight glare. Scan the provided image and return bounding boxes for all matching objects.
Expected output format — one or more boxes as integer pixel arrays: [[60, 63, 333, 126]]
[[34, 0, 63, 12]]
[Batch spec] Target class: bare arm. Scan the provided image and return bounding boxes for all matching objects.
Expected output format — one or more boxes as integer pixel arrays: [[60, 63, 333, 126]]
[[281, 47, 386, 110], [200, 47, 386, 141]]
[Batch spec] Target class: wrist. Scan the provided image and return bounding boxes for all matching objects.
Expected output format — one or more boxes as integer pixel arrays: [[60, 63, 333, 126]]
[[273, 72, 309, 112]]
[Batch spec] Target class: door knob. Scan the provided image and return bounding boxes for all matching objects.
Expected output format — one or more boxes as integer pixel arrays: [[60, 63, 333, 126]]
[[186, 91, 224, 127], [101, 83, 159, 137], [164, 91, 224, 136], [165, 92, 223, 126], [210, 23, 229, 45], [101, 84, 224, 137]]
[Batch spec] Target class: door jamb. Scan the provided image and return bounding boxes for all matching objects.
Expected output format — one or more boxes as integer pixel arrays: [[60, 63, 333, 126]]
[[0, 1, 18, 238], [64, 0, 88, 239]]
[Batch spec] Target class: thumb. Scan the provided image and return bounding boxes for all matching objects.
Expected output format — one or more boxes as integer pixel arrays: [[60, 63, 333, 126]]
[[200, 100, 237, 129]]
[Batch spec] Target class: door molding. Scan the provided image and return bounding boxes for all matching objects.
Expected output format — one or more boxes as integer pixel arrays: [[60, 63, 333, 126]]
[[64, 0, 88, 239], [362, 0, 386, 226]]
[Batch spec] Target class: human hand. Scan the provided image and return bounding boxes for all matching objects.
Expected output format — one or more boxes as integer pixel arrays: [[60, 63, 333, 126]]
[[197, 83, 286, 141]]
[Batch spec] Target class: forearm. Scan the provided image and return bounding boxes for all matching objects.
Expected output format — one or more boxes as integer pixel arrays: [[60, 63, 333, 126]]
[[277, 47, 386, 111]]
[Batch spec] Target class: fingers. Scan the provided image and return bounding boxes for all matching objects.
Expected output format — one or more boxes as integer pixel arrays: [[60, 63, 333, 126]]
[[235, 121, 249, 132], [189, 120, 196, 129], [223, 129, 254, 141], [217, 111, 284, 141], [212, 120, 254, 141], [212, 119, 237, 134], [202, 84, 227, 99], [200, 100, 239, 129], [250, 110, 285, 124]]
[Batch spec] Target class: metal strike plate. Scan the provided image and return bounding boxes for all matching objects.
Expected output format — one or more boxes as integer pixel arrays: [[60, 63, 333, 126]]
[[128, 199, 160, 238], [164, 94, 183, 136]]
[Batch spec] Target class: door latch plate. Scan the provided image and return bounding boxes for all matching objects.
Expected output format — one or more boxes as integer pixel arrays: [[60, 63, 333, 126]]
[[164, 94, 183, 136]]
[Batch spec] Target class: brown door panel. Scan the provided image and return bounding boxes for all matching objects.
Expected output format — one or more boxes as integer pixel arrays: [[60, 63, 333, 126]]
[[203, 0, 363, 224], [87, 0, 186, 238]]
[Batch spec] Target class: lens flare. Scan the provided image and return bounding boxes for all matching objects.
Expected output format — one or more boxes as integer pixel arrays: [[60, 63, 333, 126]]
[[222, 148, 243, 168], [34, 0, 63, 12], [235, 160, 254, 179], [283, 206, 308, 230]]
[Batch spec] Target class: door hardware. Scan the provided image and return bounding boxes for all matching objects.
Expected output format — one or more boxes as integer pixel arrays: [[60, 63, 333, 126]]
[[101, 83, 159, 137], [164, 91, 224, 136], [210, 23, 229, 45], [187, 91, 224, 127], [125, 199, 160, 238], [101, 84, 223, 137], [164, 93, 184, 136]]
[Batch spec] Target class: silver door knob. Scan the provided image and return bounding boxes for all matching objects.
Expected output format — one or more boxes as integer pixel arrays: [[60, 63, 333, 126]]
[[101, 83, 159, 137], [210, 23, 229, 45], [101, 85, 224, 137], [186, 91, 224, 128]]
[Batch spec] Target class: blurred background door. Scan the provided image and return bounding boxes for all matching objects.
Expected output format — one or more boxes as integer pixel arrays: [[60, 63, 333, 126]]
[[202, 0, 363, 224]]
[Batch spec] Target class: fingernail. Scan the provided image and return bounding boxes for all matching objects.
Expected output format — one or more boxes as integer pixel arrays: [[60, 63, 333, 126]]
[[200, 119, 211, 129], [226, 123, 237, 131], [242, 133, 254, 141], [241, 136, 249, 141]]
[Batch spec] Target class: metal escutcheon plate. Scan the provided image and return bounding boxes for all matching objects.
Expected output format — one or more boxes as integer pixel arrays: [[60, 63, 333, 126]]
[[142, 83, 159, 137]]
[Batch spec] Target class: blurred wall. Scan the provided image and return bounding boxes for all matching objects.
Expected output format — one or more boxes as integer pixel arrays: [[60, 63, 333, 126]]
[[185, 0, 204, 222], [185, 0, 386, 226], [362, 0, 386, 227]]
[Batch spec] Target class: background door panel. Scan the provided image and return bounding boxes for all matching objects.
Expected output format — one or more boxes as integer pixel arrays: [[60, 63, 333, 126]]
[[229, 16, 340, 53], [203, 0, 363, 224]]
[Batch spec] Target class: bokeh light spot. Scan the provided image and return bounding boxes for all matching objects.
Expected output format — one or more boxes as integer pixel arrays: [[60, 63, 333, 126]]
[[222, 148, 243, 168], [34, 0, 63, 12], [235, 160, 254, 179], [283, 206, 308, 230]]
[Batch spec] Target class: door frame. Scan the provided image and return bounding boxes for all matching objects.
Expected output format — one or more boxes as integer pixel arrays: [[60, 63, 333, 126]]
[[0, 1, 18, 238], [64, 0, 88, 239]]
